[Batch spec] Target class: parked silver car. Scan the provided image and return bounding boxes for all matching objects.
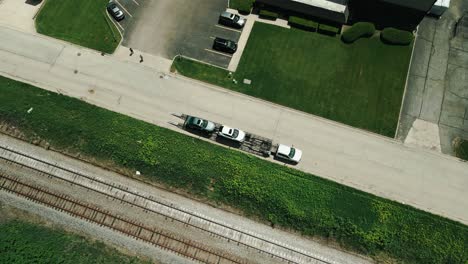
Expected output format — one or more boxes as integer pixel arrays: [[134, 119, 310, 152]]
[[219, 11, 246, 28]]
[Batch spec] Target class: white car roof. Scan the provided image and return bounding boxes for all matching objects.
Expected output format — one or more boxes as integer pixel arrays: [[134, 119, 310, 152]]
[[277, 144, 291, 155], [220, 125, 233, 135]]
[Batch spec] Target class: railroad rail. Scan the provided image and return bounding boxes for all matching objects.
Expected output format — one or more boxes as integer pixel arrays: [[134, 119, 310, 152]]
[[0, 145, 334, 264], [0, 173, 242, 264]]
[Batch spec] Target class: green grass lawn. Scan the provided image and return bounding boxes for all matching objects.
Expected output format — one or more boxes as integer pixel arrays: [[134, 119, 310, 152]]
[[35, 0, 121, 53], [0, 220, 148, 263], [0, 75, 466, 264], [174, 22, 412, 137]]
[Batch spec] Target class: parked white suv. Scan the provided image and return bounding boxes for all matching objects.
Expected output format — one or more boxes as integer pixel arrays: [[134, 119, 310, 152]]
[[218, 125, 246, 142], [276, 144, 302, 164]]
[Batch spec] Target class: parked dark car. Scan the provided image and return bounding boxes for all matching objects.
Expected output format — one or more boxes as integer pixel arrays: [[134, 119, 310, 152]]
[[184, 116, 216, 133], [107, 2, 125, 21], [213, 37, 237, 54], [219, 11, 246, 28]]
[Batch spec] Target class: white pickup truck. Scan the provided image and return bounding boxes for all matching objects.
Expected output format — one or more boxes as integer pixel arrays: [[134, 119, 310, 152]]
[[275, 144, 302, 164]]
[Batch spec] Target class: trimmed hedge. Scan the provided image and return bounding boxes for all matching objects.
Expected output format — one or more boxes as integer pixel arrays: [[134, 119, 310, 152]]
[[342, 22, 375, 43], [229, 0, 255, 14], [318, 24, 340, 35], [381, 28, 413, 45], [259, 10, 278, 20], [288, 16, 318, 31]]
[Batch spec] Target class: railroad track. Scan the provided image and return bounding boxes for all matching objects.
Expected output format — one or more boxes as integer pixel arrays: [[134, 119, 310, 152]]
[[0, 173, 242, 264], [0, 145, 334, 264]]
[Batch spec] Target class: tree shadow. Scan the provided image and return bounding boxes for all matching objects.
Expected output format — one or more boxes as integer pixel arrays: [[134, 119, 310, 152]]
[[25, 0, 42, 6]]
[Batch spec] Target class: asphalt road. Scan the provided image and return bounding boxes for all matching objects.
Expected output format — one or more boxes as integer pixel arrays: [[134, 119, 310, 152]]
[[121, 0, 240, 68], [0, 26, 467, 225]]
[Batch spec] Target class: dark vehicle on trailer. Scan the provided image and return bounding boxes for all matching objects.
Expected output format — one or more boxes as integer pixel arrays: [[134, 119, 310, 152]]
[[184, 116, 216, 133]]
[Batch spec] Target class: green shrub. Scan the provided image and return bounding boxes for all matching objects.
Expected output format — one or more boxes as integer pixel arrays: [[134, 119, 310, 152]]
[[259, 10, 278, 20], [318, 24, 340, 35], [381, 28, 413, 45], [455, 139, 468, 160], [342, 22, 375, 43], [288, 16, 318, 31], [229, 0, 255, 14]]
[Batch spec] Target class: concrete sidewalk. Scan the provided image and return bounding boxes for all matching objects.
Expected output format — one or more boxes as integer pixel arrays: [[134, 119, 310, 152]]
[[0, 0, 42, 33], [398, 0, 468, 155], [227, 8, 290, 71], [113, 45, 173, 73], [0, 25, 467, 225]]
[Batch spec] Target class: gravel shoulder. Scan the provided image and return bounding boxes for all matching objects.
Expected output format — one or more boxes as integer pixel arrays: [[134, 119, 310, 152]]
[[0, 192, 179, 264], [0, 133, 372, 264]]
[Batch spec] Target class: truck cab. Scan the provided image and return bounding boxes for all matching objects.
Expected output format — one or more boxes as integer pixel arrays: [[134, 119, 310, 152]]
[[276, 144, 302, 164]]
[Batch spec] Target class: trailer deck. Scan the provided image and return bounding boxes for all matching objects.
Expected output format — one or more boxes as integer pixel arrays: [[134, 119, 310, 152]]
[[172, 114, 274, 157]]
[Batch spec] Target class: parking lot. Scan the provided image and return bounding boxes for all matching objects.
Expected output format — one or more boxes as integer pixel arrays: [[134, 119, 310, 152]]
[[110, 0, 241, 68]]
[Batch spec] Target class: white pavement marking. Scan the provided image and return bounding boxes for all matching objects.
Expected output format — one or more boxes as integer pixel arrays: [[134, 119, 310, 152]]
[[215, 24, 242, 33], [131, 0, 140, 6], [115, 0, 133, 18], [115, 21, 124, 31], [204, 48, 233, 58], [0, 26, 467, 226]]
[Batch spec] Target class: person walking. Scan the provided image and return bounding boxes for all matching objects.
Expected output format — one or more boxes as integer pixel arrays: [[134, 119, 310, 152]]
[[129, 48, 134, 56], [139, 54, 144, 63]]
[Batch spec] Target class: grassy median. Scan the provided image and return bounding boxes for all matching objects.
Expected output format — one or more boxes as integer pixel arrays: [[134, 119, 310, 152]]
[[174, 22, 412, 137], [35, 0, 121, 53], [0, 76, 466, 263]]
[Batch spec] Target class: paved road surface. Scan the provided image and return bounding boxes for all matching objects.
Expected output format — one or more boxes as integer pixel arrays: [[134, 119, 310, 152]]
[[122, 0, 238, 67], [0, 26, 467, 225]]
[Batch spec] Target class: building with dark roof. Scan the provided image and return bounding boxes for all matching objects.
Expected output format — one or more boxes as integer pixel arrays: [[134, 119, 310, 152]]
[[255, 0, 437, 29]]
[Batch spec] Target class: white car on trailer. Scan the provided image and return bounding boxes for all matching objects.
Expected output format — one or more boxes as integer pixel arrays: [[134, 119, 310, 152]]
[[218, 125, 246, 142]]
